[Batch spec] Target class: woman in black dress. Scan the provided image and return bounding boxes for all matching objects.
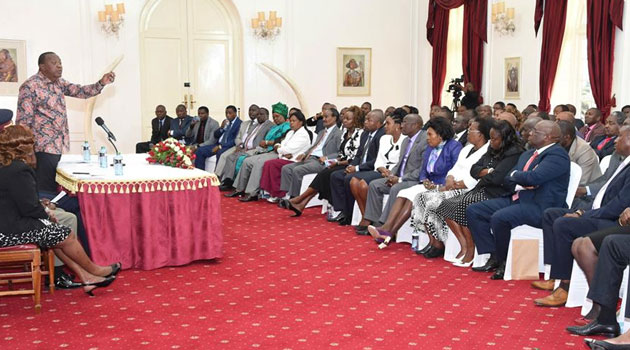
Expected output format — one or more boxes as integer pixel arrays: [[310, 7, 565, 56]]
[[0, 125, 120, 295]]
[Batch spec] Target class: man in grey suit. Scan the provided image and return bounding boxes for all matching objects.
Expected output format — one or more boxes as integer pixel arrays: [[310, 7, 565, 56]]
[[572, 151, 626, 210], [216, 104, 259, 180], [280, 108, 342, 197], [218, 107, 273, 191], [186, 106, 220, 150], [361, 114, 427, 228], [557, 120, 602, 186]]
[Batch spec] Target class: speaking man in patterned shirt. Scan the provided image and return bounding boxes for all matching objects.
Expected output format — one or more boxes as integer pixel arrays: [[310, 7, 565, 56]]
[[16, 52, 116, 192]]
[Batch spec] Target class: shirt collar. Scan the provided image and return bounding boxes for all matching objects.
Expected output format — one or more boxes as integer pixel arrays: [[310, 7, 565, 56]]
[[536, 142, 556, 154]]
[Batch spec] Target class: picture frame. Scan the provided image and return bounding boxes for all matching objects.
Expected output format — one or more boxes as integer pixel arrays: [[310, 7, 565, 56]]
[[337, 47, 371, 96], [504, 56, 521, 100], [0, 39, 26, 96]]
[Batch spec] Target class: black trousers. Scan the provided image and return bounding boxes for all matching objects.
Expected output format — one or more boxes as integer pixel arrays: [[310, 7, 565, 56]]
[[35, 152, 61, 193], [587, 233, 630, 318]]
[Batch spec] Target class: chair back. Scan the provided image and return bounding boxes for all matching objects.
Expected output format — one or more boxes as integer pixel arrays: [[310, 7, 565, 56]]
[[600, 154, 612, 174], [566, 162, 582, 207]]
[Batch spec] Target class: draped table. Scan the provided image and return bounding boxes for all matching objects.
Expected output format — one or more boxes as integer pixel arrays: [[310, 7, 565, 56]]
[[56, 154, 223, 270]]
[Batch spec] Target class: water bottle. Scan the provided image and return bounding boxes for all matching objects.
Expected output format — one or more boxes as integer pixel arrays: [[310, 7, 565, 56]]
[[82, 141, 90, 162], [411, 233, 419, 251], [113, 153, 123, 176], [98, 146, 107, 168]]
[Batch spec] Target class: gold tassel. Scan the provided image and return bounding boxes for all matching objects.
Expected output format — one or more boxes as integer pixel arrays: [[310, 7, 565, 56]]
[[157, 183, 161, 191], [150, 184, 154, 192], [108, 185, 112, 194], [125, 185, 130, 194], [88, 185, 92, 193], [132, 185, 137, 193], [138, 184, 143, 193], [187, 182, 192, 190], [167, 183, 172, 191], [113, 186, 118, 193], [78, 184, 83, 193], [192, 182, 197, 190]]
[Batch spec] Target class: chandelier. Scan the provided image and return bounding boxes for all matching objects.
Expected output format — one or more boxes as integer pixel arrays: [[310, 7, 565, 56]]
[[251, 11, 282, 41], [98, 3, 126, 38], [491, 1, 515, 36]]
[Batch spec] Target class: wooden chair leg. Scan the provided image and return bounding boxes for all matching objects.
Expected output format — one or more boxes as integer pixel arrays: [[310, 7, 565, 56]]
[[46, 249, 55, 294], [32, 252, 41, 314]]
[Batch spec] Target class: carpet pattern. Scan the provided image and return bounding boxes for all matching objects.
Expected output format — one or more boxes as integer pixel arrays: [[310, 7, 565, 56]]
[[0, 198, 597, 349]]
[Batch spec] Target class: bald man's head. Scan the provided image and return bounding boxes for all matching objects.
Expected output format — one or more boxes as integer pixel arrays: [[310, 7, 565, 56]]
[[496, 112, 518, 128], [555, 111, 575, 125], [530, 120, 561, 149]]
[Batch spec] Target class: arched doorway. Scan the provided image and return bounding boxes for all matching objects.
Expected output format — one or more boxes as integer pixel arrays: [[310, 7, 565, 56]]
[[139, 0, 243, 139]]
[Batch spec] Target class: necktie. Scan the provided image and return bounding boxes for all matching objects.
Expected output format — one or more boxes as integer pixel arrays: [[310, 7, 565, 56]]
[[362, 134, 373, 163], [243, 123, 262, 150], [512, 151, 539, 201], [398, 139, 414, 176], [597, 137, 614, 151], [427, 144, 443, 173]]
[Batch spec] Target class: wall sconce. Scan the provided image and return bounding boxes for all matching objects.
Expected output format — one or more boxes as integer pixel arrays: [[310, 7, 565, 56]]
[[251, 11, 282, 40], [491, 1, 515, 36], [98, 3, 126, 38]]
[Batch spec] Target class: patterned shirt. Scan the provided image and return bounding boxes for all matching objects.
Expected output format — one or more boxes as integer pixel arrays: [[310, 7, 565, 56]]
[[16, 72, 104, 154]]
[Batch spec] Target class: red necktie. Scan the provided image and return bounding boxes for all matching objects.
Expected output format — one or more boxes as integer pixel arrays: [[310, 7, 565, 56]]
[[512, 151, 538, 201]]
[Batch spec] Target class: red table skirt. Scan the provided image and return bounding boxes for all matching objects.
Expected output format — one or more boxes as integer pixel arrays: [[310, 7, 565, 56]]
[[77, 184, 223, 270]]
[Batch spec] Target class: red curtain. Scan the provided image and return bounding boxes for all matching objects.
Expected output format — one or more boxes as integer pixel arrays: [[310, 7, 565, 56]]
[[586, 0, 624, 120], [427, 0, 486, 107], [536, 0, 568, 112]]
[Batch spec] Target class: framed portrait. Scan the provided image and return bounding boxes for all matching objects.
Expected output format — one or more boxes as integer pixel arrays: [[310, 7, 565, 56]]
[[0, 39, 26, 96], [504, 57, 521, 100], [337, 47, 371, 96]]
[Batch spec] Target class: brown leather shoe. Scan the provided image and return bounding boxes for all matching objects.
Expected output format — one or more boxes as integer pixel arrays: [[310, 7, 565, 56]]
[[534, 287, 568, 307], [531, 279, 555, 291]]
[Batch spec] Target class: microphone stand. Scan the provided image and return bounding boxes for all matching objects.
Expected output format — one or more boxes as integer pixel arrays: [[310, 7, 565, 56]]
[[108, 136, 120, 154]]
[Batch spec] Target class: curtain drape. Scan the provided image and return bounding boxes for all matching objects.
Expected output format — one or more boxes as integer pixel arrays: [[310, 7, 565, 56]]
[[427, 0, 486, 107], [536, 0, 568, 112], [586, 0, 624, 120]]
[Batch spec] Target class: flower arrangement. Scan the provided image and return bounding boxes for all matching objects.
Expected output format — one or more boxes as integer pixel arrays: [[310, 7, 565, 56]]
[[146, 138, 196, 169]]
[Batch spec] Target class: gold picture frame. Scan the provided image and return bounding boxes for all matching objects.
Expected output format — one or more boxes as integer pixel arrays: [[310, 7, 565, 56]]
[[0, 39, 26, 96], [504, 57, 521, 100], [337, 47, 371, 96]]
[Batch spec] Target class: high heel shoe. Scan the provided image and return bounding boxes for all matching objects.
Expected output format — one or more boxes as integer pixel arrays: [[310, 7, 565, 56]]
[[106, 262, 122, 278], [83, 275, 116, 296]]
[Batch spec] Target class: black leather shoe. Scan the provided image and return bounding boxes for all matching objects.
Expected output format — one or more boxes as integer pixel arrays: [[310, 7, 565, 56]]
[[567, 320, 621, 337], [422, 246, 445, 258], [225, 191, 245, 198], [586, 339, 630, 349], [338, 217, 351, 226], [472, 256, 499, 272], [417, 243, 432, 255], [491, 261, 506, 280], [55, 275, 83, 289], [354, 225, 367, 232], [239, 195, 258, 202], [356, 227, 369, 235], [219, 184, 233, 192]]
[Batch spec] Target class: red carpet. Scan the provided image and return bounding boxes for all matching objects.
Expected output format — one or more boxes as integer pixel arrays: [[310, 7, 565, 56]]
[[0, 198, 597, 349]]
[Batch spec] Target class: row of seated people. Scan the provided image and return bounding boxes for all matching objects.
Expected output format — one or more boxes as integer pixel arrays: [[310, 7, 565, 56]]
[[213, 101, 630, 346]]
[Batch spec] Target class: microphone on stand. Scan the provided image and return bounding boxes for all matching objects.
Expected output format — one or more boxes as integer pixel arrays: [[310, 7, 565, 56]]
[[94, 117, 119, 154], [95, 117, 117, 141]]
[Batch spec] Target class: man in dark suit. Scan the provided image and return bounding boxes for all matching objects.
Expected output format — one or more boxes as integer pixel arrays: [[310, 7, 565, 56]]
[[185, 106, 219, 150], [329, 110, 386, 225], [360, 114, 427, 229], [572, 151, 625, 210], [453, 110, 473, 146], [280, 108, 342, 197], [135, 105, 173, 153], [533, 126, 630, 307], [194, 105, 242, 170], [169, 104, 193, 144], [468, 120, 571, 280], [590, 111, 625, 160]]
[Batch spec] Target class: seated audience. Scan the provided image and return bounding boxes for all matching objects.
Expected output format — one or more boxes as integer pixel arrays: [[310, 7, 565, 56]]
[[185, 106, 219, 151], [533, 126, 630, 309], [368, 117, 491, 255], [279, 108, 341, 199], [226, 103, 290, 201], [476, 105, 493, 118], [556, 120, 602, 185], [623, 104, 630, 118], [505, 103, 523, 129], [361, 102, 372, 116], [566, 103, 577, 116], [580, 107, 606, 143], [0, 125, 120, 295], [136, 104, 172, 153], [572, 150, 626, 210], [218, 107, 275, 191], [492, 101, 505, 116], [279, 107, 364, 216], [384, 106, 396, 117], [496, 111, 518, 129], [355, 113, 426, 230], [520, 116, 542, 150], [349, 110, 408, 233], [453, 110, 473, 146], [306, 102, 333, 133], [328, 109, 384, 225], [439, 120, 523, 265], [555, 111, 584, 139], [590, 111, 625, 159], [259, 110, 314, 202], [194, 105, 241, 169], [169, 104, 193, 144], [468, 120, 569, 280], [554, 104, 570, 115]]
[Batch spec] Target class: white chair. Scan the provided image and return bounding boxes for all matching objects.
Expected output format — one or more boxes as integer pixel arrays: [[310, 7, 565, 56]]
[[204, 155, 217, 173], [351, 194, 389, 226], [300, 173, 323, 208], [565, 260, 589, 307], [443, 229, 461, 262], [600, 154, 612, 174], [503, 162, 582, 280]]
